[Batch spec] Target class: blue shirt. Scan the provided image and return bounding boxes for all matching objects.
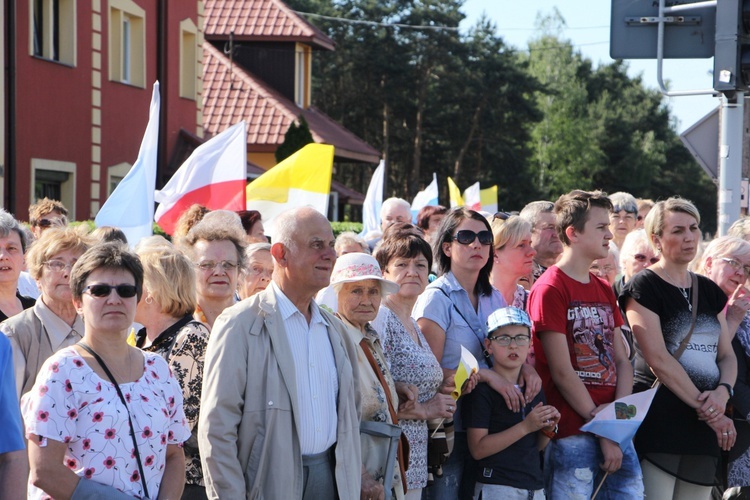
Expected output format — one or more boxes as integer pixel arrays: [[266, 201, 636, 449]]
[[0, 334, 25, 453]]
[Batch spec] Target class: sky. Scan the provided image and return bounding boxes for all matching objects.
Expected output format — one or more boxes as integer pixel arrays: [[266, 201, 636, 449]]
[[461, 1, 718, 134]]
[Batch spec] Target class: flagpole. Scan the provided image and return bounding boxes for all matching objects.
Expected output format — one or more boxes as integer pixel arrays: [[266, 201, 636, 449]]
[[592, 472, 609, 499]]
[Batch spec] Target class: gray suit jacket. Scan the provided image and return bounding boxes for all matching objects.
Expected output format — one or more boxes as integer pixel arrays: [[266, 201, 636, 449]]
[[198, 285, 362, 499]]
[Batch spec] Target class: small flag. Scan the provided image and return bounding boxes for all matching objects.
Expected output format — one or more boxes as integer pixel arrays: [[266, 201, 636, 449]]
[[154, 121, 248, 235], [447, 177, 464, 208], [95, 81, 160, 246], [580, 388, 657, 448], [411, 173, 439, 222], [246, 143, 334, 238], [361, 160, 385, 237], [463, 182, 481, 211], [452, 346, 479, 400], [480, 185, 498, 214]]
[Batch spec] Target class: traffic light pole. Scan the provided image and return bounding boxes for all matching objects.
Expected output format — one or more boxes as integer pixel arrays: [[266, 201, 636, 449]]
[[719, 93, 744, 236]]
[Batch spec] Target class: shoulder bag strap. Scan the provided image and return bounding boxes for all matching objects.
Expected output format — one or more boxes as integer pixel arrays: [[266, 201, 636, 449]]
[[359, 338, 409, 494], [672, 272, 700, 361], [434, 286, 492, 368], [77, 342, 150, 499]]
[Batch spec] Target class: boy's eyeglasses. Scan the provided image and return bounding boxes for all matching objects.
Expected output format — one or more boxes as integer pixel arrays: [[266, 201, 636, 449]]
[[487, 334, 531, 346], [452, 230, 493, 246], [84, 284, 138, 298]]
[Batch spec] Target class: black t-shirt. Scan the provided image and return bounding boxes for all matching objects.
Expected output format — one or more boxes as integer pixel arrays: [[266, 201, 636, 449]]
[[463, 382, 545, 490], [0, 292, 35, 322], [619, 269, 727, 391], [619, 269, 728, 473]]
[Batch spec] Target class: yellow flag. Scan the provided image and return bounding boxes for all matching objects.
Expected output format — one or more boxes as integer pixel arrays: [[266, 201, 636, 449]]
[[480, 185, 498, 213], [126, 328, 137, 347], [447, 177, 464, 208], [246, 143, 334, 238], [452, 346, 479, 400]]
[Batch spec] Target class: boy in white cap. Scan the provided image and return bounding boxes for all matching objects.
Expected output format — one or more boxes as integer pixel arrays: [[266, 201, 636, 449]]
[[464, 306, 560, 500]]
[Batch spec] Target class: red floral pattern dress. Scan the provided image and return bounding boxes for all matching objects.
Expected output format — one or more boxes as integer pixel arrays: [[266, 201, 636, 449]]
[[21, 346, 190, 499]]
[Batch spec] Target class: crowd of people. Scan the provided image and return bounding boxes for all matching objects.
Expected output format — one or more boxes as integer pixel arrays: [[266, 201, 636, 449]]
[[1, 190, 750, 500]]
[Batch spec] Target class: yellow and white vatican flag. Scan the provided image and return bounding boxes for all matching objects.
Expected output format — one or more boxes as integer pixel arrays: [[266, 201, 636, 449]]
[[447, 177, 464, 208], [480, 185, 498, 214], [246, 143, 334, 238], [452, 346, 479, 400]]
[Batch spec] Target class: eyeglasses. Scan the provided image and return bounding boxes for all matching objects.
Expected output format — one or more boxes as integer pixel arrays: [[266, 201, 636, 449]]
[[195, 260, 239, 272], [452, 230, 493, 246], [721, 258, 750, 276], [247, 265, 273, 278], [609, 212, 636, 221], [493, 212, 511, 222], [612, 205, 638, 215], [633, 254, 660, 264], [36, 218, 63, 228], [488, 334, 531, 346], [83, 284, 138, 298], [43, 260, 76, 273], [590, 265, 614, 275]]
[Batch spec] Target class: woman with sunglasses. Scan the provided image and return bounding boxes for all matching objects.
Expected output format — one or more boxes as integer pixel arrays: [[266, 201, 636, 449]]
[[620, 198, 736, 499], [22, 243, 190, 499], [613, 229, 660, 297], [179, 211, 246, 329], [3, 227, 90, 400], [696, 236, 750, 487], [413, 207, 540, 500]]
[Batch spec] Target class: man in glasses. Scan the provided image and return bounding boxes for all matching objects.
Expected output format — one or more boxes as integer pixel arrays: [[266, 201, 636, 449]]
[[528, 190, 642, 499], [519, 201, 563, 282], [28, 198, 68, 240], [199, 207, 363, 500]]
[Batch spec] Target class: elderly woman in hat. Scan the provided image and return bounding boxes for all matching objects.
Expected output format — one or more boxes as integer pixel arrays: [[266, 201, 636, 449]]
[[329, 253, 449, 500]]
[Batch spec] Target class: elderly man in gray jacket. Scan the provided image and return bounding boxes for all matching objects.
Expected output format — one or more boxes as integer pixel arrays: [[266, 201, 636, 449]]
[[199, 207, 364, 499]]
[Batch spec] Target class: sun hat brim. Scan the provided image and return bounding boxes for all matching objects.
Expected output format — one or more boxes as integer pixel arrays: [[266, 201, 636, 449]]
[[332, 275, 399, 297]]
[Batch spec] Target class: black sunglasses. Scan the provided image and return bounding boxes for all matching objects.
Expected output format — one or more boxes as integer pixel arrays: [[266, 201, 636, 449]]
[[84, 284, 138, 298], [452, 230, 493, 246]]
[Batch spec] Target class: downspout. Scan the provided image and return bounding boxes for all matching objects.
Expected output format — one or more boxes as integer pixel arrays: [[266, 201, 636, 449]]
[[6, 0, 16, 213], [156, 0, 167, 187]]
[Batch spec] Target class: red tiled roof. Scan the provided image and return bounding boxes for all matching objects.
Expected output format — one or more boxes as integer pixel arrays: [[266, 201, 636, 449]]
[[204, 0, 335, 50], [202, 42, 381, 164]]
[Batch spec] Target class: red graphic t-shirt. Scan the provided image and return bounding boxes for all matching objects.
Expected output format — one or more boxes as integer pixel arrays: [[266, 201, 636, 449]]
[[528, 266, 624, 438]]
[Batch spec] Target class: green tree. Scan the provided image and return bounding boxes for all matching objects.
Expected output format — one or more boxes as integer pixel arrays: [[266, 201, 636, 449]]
[[275, 115, 314, 163]]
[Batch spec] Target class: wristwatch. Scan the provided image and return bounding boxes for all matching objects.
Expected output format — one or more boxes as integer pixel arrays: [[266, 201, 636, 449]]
[[718, 382, 734, 398], [541, 424, 558, 439]]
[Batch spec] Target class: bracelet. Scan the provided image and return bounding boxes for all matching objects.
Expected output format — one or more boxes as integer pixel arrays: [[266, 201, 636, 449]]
[[541, 424, 558, 439]]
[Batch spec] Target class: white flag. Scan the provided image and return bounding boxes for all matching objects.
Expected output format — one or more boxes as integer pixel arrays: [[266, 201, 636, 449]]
[[360, 160, 384, 236], [95, 81, 159, 246], [411, 173, 439, 222]]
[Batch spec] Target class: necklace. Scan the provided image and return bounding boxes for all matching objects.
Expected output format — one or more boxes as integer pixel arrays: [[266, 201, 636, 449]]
[[662, 266, 692, 312]]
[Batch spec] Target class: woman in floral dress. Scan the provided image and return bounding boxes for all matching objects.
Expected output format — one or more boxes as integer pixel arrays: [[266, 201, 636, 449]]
[[22, 243, 190, 499], [373, 225, 454, 499]]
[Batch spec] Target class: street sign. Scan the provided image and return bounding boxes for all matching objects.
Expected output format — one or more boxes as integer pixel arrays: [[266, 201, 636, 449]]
[[611, 0, 716, 59], [680, 105, 719, 179]]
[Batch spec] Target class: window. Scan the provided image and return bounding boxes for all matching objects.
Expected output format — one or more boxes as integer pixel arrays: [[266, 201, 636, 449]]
[[179, 19, 198, 100], [107, 162, 131, 195], [109, 0, 145, 87], [294, 43, 311, 108], [30, 0, 76, 65], [31, 159, 76, 220]]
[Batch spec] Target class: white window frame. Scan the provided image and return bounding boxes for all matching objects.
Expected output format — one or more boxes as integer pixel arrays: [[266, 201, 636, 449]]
[[30, 158, 76, 220]]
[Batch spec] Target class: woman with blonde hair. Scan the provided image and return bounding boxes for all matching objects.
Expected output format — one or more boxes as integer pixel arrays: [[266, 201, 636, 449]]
[[490, 213, 536, 308], [621, 197, 736, 499], [3, 226, 91, 399], [697, 236, 750, 487], [134, 237, 211, 499]]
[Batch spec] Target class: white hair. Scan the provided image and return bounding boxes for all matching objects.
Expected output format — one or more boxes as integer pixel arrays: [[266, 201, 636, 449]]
[[380, 197, 411, 221]]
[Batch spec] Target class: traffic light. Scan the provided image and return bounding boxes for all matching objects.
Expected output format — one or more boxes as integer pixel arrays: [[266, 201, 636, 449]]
[[714, 0, 750, 93]]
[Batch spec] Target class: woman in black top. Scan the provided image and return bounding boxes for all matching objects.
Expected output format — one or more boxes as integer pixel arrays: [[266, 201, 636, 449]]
[[620, 197, 736, 499]]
